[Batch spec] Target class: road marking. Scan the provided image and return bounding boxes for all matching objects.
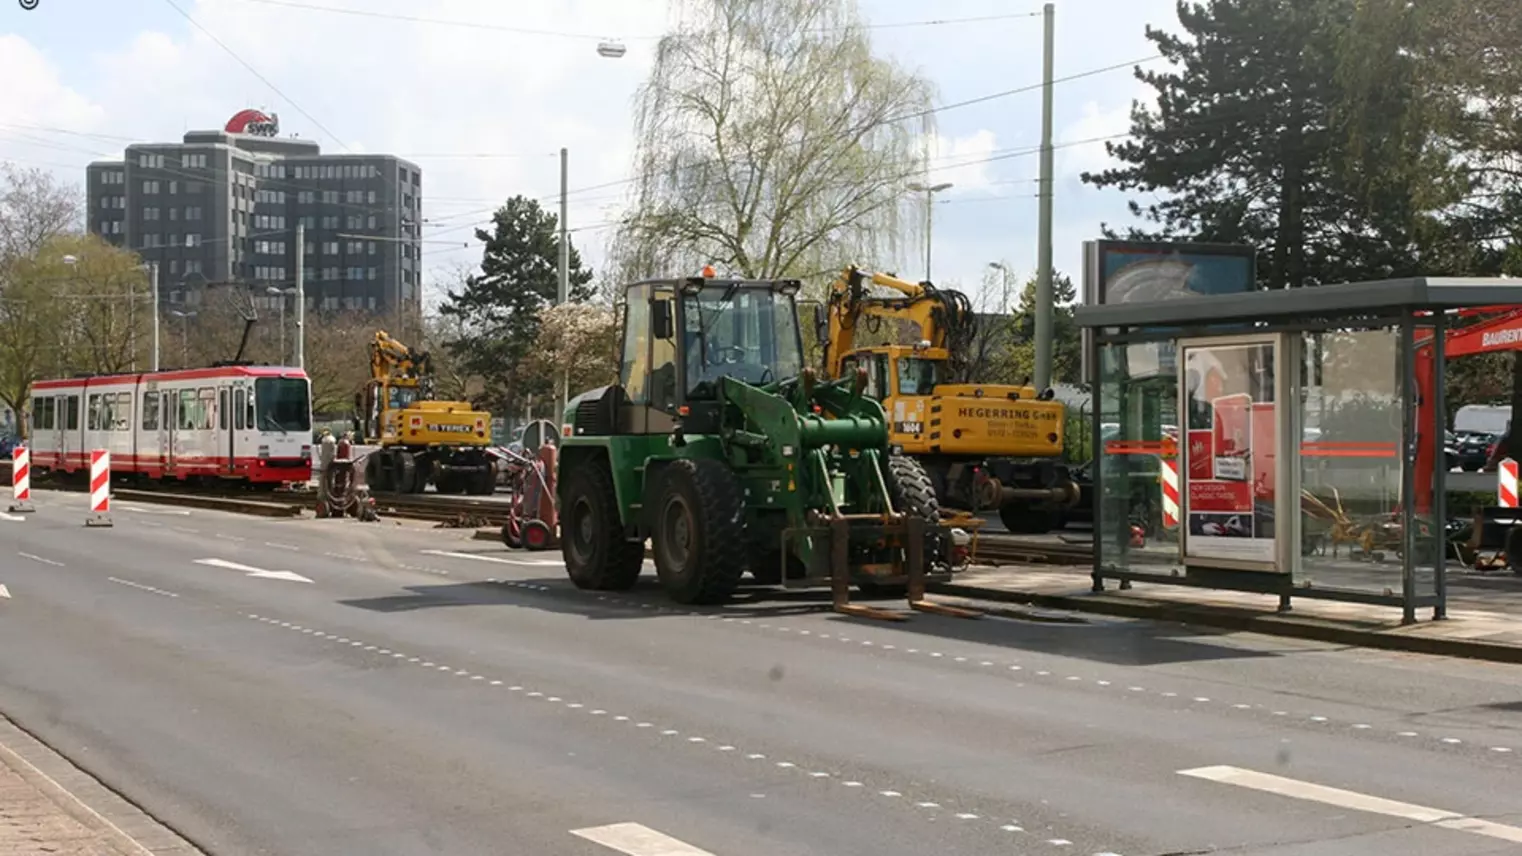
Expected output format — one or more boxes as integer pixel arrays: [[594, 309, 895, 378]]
[[193, 557, 313, 583], [119, 505, 192, 515], [0, 584, 9, 598], [0, 512, 26, 522], [420, 549, 562, 567], [18, 552, 62, 567], [1180, 765, 1522, 845], [107, 577, 179, 598], [571, 822, 716, 855], [263, 542, 301, 551]]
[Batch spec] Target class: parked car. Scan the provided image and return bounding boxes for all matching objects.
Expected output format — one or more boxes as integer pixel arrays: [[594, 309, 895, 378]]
[[1455, 431, 1495, 471], [0, 436, 18, 458]]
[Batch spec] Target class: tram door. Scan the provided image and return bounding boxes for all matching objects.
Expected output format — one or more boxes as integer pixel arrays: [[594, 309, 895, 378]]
[[159, 390, 175, 474]]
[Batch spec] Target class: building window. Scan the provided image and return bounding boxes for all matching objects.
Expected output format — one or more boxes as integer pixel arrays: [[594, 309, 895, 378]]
[[181, 154, 206, 169], [169, 207, 178, 221], [142, 207, 160, 220], [321, 190, 338, 204], [298, 191, 313, 204], [304, 241, 315, 255], [142, 180, 159, 194], [367, 267, 377, 281], [346, 241, 363, 254], [323, 267, 338, 280], [185, 260, 202, 274], [303, 268, 315, 282], [99, 197, 109, 209], [346, 215, 361, 229], [323, 241, 338, 255], [137, 152, 164, 168], [185, 233, 200, 248], [111, 221, 122, 235], [367, 215, 376, 229], [367, 241, 376, 254], [367, 190, 376, 204], [185, 206, 202, 220]]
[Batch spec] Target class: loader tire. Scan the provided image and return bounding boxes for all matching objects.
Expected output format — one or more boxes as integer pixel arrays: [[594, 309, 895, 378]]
[[868, 454, 943, 597], [651, 459, 746, 605], [999, 504, 1059, 535], [561, 462, 644, 591]]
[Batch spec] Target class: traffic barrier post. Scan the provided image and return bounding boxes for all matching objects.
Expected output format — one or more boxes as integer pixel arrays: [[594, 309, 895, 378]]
[[1159, 457, 1180, 529], [8, 446, 33, 513], [1499, 458, 1518, 508], [85, 449, 112, 527]]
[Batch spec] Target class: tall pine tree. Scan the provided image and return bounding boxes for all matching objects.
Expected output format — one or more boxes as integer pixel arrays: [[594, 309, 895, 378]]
[[1082, 0, 1461, 289], [440, 196, 593, 415]]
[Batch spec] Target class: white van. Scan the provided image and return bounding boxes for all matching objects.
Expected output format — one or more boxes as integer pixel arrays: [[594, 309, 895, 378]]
[[1454, 405, 1511, 437]]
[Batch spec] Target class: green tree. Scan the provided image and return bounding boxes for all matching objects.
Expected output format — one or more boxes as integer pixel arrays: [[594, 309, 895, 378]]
[[1081, 0, 1462, 289], [1009, 271, 1080, 388], [610, 0, 935, 286], [439, 196, 592, 415]]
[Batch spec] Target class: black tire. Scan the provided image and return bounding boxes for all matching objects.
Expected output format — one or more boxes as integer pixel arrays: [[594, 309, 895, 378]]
[[560, 462, 644, 591], [466, 462, 497, 496], [1506, 527, 1522, 577], [869, 454, 942, 597], [999, 504, 1059, 535], [651, 459, 747, 604]]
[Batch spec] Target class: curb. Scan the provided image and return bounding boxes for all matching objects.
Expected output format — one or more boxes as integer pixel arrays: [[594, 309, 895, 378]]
[[928, 583, 1522, 665], [113, 489, 305, 518]]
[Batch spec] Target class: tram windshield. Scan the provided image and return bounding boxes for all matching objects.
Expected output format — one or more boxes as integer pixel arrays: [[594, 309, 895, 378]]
[[254, 377, 312, 433]]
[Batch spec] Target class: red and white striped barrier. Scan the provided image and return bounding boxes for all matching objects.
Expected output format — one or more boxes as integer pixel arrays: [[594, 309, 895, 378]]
[[1500, 458, 1518, 509], [1160, 457, 1180, 529], [85, 449, 112, 527], [8, 446, 33, 513]]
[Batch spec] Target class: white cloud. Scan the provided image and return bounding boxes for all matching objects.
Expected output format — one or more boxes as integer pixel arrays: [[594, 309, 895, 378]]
[[923, 129, 999, 195]]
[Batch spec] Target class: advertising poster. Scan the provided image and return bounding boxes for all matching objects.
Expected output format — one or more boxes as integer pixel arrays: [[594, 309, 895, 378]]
[[1182, 342, 1276, 564]]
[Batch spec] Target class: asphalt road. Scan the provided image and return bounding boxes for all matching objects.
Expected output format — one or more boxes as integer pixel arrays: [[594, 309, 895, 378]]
[[3, 491, 1522, 855]]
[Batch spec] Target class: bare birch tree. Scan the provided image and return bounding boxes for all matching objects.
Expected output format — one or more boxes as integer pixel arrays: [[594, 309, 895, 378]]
[[610, 0, 937, 288]]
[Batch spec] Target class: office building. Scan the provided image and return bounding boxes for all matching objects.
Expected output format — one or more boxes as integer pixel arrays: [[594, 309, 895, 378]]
[[85, 108, 423, 317]]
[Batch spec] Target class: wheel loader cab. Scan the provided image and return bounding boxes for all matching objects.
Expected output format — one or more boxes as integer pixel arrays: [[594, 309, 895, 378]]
[[613, 277, 805, 436]]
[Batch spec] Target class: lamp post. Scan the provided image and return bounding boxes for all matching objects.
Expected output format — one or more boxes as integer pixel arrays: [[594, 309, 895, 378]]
[[170, 310, 197, 367], [907, 182, 953, 282]]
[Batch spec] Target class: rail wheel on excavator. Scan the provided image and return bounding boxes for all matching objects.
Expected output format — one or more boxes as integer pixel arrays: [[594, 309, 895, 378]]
[[555, 271, 980, 621]]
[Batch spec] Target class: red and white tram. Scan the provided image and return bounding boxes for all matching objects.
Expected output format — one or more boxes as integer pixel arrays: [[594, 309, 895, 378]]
[[27, 365, 313, 486]]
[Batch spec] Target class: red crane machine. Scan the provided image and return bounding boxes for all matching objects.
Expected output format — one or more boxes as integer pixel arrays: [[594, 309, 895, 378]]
[[1413, 305, 1522, 514]]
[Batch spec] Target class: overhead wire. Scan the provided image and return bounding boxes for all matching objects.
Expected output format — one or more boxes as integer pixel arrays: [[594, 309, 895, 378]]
[[160, 0, 352, 153]]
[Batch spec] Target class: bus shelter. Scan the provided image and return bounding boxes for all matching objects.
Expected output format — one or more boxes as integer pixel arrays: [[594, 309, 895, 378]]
[[1075, 272, 1522, 624]]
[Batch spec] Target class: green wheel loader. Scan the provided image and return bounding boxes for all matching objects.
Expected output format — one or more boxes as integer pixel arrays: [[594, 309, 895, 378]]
[[556, 274, 980, 621]]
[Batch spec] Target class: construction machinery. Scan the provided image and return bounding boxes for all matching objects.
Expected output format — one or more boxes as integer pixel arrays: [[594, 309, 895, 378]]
[[817, 265, 1080, 533], [355, 330, 497, 495], [556, 272, 979, 620]]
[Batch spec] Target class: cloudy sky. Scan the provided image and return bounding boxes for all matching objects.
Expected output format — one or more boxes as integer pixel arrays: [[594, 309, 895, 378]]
[[2, 0, 1177, 311]]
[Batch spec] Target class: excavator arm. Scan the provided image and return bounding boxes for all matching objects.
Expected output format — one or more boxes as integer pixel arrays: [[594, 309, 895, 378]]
[[370, 330, 432, 382], [822, 266, 977, 381]]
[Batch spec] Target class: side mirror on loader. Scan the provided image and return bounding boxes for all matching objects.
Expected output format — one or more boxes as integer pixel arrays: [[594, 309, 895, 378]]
[[652, 300, 674, 340]]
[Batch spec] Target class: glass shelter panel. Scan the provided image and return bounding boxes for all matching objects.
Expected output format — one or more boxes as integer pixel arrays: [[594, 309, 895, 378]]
[[1296, 328, 1405, 592], [1096, 340, 1182, 575]]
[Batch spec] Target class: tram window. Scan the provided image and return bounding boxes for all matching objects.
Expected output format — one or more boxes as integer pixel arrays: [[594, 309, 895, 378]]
[[198, 389, 214, 430], [218, 389, 228, 430], [142, 392, 159, 431], [66, 396, 78, 431], [115, 392, 131, 431], [245, 388, 255, 428], [179, 389, 195, 430], [234, 389, 246, 430], [87, 394, 100, 431]]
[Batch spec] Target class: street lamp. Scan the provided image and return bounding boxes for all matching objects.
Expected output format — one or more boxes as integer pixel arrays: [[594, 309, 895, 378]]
[[907, 181, 953, 283], [266, 286, 297, 364], [170, 310, 197, 368]]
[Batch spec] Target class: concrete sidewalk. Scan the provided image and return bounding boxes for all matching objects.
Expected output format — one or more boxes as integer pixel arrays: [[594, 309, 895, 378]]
[[932, 565, 1522, 663], [0, 716, 202, 855]]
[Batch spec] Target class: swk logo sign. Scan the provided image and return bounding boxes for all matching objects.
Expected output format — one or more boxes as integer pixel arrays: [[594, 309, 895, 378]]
[[19, 0, 41, 10]]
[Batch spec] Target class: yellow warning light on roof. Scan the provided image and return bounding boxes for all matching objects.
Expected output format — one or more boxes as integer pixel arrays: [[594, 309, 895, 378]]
[[701, 265, 716, 277]]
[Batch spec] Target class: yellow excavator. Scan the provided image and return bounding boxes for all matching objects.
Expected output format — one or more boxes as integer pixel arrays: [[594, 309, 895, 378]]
[[355, 330, 497, 495], [818, 266, 1080, 533]]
